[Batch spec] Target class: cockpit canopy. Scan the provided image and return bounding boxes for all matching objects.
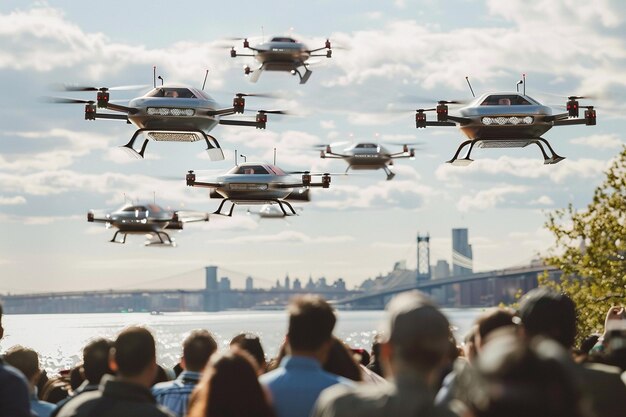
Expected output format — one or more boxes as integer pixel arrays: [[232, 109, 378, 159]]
[[479, 94, 538, 106], [354, 143, 379, 149], [120, 204, 162, 213], [270, 37, 296, 43], [145, 88, 197, 99], [228, 164, 286, 175]]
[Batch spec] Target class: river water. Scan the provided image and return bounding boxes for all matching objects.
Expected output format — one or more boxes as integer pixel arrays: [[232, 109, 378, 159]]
[[2, 309, 482, 374]]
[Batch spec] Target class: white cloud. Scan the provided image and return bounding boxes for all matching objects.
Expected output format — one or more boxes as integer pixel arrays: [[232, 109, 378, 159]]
[[207, 230, 355, 244], [2, 128, 113, 172], [325, 2, 626, 100], [457, 185, 528, 212], [571, 134, 624, 150], [436, 156, 611, 184], [0, 196, 26, 205], [530, 195, 555, 206], [320, 120, 336, 129], [0, 6, 231, 84]]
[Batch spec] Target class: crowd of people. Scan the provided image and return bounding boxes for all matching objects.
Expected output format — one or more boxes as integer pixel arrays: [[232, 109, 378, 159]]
[[1, 288, 626, 417]]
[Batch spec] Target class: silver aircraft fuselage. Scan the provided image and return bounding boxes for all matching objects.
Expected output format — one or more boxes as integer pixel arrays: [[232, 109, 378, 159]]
[[214, 163, 302, 202], [457, 92, 554, 140], [254, 41, 311, 70], [127, 86, 220, 141]]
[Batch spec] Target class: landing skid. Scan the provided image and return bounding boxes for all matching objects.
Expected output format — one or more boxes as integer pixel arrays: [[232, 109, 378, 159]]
[[292, 66, 312, 84], [110, 231, 174, 246], [446, 137, 565, 165], [213, 198, 298, 217], [120, 129, 225, 161], [345, 165, 396, 180]]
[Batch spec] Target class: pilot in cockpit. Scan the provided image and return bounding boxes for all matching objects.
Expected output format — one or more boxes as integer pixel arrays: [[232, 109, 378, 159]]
[[165, 90, 179, 98], [498, 98, 511, 106]]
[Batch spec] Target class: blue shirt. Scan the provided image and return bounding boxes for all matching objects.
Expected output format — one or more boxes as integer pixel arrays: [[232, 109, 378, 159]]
[[0, 360, 30, 417], [30, 392, 55, 417], [259, 356, 352, 417], [151, 370, 201, 417]]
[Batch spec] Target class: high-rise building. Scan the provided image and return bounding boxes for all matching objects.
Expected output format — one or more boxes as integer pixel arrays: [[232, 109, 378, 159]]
[[416, 233, 431, 280], [284, 274, 291, 290], [245, 276, 254, 290], [433, 260, 451, 279], [219, 277, 231, 291], [293, 278, 302, 290], [452, 228, 473, 276], [205, 266, 218, 290]]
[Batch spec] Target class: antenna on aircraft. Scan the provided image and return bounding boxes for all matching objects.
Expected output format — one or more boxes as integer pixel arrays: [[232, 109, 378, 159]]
[[516, 79, 523, 93], [274, 147, 277, 165], [235, 149, 238, 166], [153, 66, 157, 88], [465, 76, 475, 98], [523, 73, 526, 95], [202, 69, 209, 91], [157, 76, 164, 86]]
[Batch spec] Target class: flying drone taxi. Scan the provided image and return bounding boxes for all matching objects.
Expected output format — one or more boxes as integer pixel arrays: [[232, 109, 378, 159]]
[[317, 142, 416, 180], [414, 77, 597, 165], [185, 162, 331, 217], [49, 75, 284, 160], [229, 36, 333, 84], [87, 203, 208, 246]]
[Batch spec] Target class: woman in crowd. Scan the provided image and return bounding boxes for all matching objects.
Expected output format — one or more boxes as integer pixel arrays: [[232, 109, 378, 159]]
[[187, 350, 274, 417]]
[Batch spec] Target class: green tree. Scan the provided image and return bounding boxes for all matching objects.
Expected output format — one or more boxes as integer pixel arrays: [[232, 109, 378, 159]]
[[543, 146, 626, 339]]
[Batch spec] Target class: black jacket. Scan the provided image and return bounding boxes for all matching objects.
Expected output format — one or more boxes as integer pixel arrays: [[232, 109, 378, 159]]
[[55, 376, 174, 417]]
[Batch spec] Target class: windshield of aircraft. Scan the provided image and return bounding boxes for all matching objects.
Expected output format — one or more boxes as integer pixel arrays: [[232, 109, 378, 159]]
[[355, 143, 378, 149], [122, 205, 147, 212], [230, 165, 271, 175], [145, 88, 197, 99], [270, 37, 296, 43], [480, 95, 536, 106]]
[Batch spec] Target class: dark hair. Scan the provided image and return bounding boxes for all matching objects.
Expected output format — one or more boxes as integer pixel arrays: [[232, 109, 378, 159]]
[[230, 333, 265, 370], [323, 337, 362, 381], [152, 364, 170, 385], [465, 335, 585, 417], [114, 327, 155, 377], [188, 351, 274, 417], [83, 338, 114, 384], [518, 288, 577, 348], [287, 295, 336, 351], [69, 365, 84, 390], [184, 330, 218, 372], [40, 376, 71, 404], [476, 308, 516, 341], [4, 345, 39, 380]]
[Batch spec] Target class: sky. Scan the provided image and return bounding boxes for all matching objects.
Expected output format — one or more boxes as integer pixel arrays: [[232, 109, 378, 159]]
[[0, 0, 625, 293]]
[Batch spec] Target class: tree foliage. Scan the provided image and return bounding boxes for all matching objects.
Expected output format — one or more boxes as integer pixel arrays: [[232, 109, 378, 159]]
[[543, 146, 626, 339]]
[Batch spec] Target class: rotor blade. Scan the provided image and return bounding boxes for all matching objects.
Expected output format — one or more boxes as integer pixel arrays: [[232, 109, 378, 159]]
[[397, 94, 469, 105], [43, 96, 94, 104], [312, 141, 351, 149], [236, 92, 280, 98], [53, 83, 149, 92]]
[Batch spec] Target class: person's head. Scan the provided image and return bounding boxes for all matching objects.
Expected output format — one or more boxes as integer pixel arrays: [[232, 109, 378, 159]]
[[287, 295, 336, 357], [3, 345, 40, 387], [82, 338, 114, 385], [0, 302, 4, 340], [40, 376, 71, 404], [187, 351, 274, 417], [381, 291, 450, 380], [183, 330, 218, 373], [464, 331, 586, 417], [474, 308, 516, 352], [230, 333, 265, 372], [517, 288, 577, 349], [323, 337, 362, 381], [111, 326, 157, 386]]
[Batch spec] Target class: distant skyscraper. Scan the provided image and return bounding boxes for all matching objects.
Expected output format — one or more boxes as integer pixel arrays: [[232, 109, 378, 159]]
[[284, 274, 291, 290], [452, 228, 473, 276], [219, 277, 231, 290], [433, 260, 450, 279], [416, 233, 431, 280], [205, 266, 218, 290], [293, 278, 302, 290], [245, 276, 254, 290]]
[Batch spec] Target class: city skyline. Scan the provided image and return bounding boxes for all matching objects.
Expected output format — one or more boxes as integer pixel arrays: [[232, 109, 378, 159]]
[[1, 1, 625, 293]]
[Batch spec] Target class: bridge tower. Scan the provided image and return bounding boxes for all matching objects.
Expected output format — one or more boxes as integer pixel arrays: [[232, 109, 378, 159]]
[[416, 233, 431, 281]]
